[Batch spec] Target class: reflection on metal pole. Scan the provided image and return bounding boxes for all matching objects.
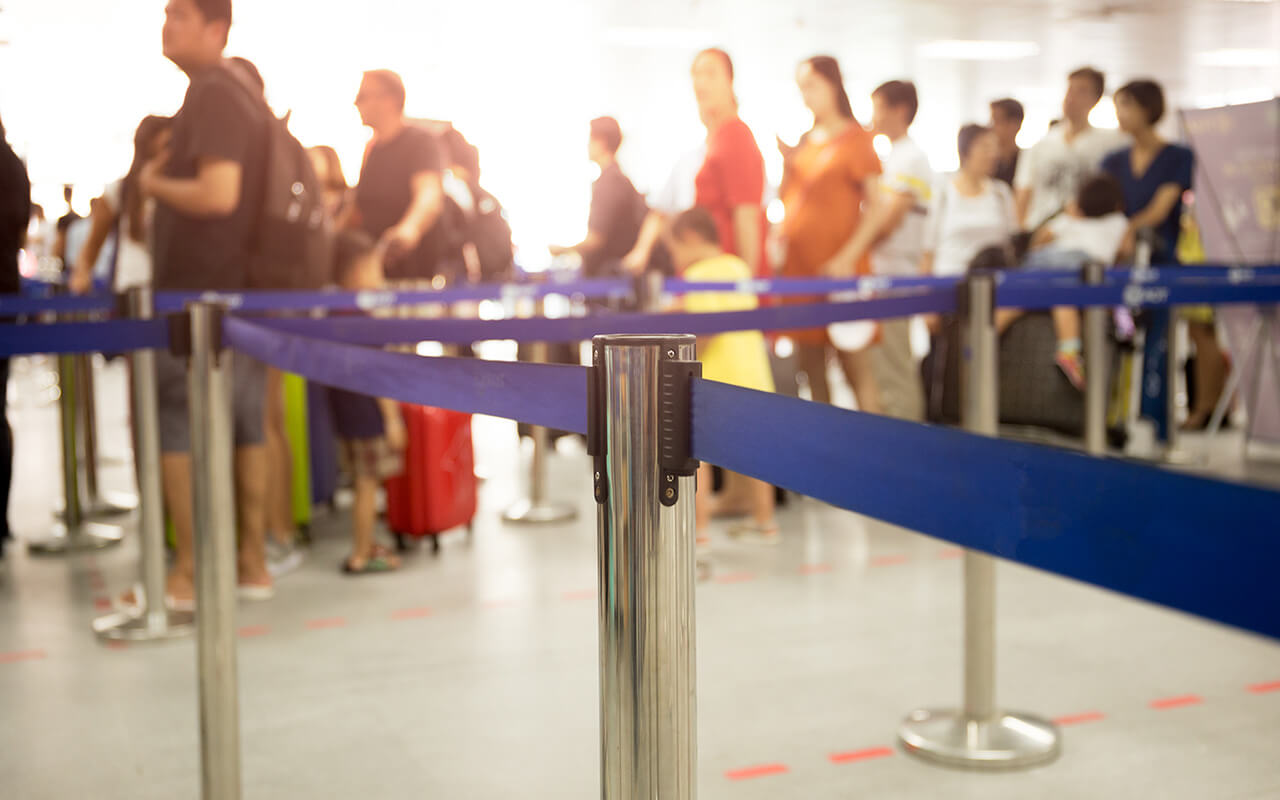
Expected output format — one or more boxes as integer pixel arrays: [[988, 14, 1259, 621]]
[[593, 334, 698, 799], [188, 303, 242, 800], [899, 274, 1060, 769], [94, 287, 194, 641], [1083, 262, 1109, 456], [502, 331, 577, 524]]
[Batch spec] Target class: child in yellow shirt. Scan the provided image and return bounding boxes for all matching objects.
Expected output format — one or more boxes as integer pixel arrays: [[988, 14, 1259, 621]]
[[668, 208, 778, 548]]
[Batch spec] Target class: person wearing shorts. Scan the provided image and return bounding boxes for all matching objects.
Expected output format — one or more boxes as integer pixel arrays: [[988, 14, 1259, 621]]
[[135, 0, 272, 608]]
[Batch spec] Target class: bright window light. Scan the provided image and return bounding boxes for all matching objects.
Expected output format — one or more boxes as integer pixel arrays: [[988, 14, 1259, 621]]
[[1195, 49, 1280, 68], [917, 40, 1039, 61], [1089, 97, 1119, 130]]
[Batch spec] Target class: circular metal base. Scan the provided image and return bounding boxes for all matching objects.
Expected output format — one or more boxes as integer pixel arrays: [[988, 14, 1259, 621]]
[[899, 709, 1061, 770], [502, 499, 578, 524], [1163, 447, 1202, 466], [93, 608, 195, 641], [26, 522, 125, 555]]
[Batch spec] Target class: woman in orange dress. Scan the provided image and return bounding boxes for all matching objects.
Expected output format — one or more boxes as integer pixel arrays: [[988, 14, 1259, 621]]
[[779, 56, 883, 413]]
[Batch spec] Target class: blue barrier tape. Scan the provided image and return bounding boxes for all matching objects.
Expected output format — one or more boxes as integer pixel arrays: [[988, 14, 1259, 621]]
[[664, 274, 959, 296], [152, 277, 635, 314], [223, 317, 589, 434], [0, 293, 116, 316], [0, 319, 170, 357], [996, 264, 1280, 286], [691, 377, 1280, 641], [245, 288, 960, 347], [997, 281, 1280, 311]]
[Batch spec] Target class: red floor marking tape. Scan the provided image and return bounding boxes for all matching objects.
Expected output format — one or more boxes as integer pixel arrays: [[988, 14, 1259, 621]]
[[938, 548, 964, 559], [830, 746, 895, 764], [870, 555, 910, 567], [105, 641, 128, 651], [93, 597, 111, 611], [712, 572, 757, 585], [1150, 695, 1203, 710], [1053, 711, 1106, 726], [799, 563, 833, 575], [1248, 680, 1280, 694], [562, 589, 597, 602], [305, 617, 347, 630], [0, 649, 47, 664], [392, 608, 433, 620], [238, 625, 270, 638], [725, 764, 788, 781]]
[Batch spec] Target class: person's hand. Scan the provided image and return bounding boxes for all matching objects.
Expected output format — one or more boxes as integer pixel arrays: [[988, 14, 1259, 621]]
[[380, 221, 421, 264], [1117, 227, 1137, 262], [776, 135, 797, 161], [138, 148, 170, 198], [924, 313, 943, 335], [68, 265, 94, 296], [621, 247, 648, 275], [821, 252, 857, 278]]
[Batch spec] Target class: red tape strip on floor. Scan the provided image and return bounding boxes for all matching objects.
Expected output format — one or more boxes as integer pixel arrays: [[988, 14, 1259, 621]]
[[798, 563, 833, 575], [562, 589, 597, 602], [238, 625, 271, 638], [1248, 680, 1280, 694], [305, 617, 347, 630], [870, 555, 910, 567], [392, 608, 433, 620], [725, 764, 789, 781], [1150, 695, 1203, 710], [0, 649, 47, 664], [1053, 711, 1106, 726], [938, 548, 964, 559], [830, 746, 894, 764]]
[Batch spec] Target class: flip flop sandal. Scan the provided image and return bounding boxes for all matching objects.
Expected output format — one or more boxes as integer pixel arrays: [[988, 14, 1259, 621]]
[[341, 555, 400, 575], [116, 583, 195, 614]]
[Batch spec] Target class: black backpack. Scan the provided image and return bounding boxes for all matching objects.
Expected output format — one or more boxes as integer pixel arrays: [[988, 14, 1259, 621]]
[[222, 66, 332, 290]]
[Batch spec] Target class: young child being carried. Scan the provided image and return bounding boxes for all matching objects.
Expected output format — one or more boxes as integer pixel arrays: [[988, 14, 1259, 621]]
[[1000, 173, 1128, 389], [666, 207, 778, 554], [329, 231, 408, 574]]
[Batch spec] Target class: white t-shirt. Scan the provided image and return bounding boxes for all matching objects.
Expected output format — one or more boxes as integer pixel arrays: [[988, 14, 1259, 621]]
[[1014, 124, 1128, 230], [103, 179, 154, 291], [872, 135, 934, 276], [923, 176, 1017, 277], [1044, 212, 1129, 265]]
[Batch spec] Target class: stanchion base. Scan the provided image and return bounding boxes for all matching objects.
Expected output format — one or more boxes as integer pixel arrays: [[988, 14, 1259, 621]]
[[26, 522, 125, 555], [898, 709, 1060, 770], [93, 608, 195, 641], [1163, 447, 1202, 466], [502, 499, 578, 524]]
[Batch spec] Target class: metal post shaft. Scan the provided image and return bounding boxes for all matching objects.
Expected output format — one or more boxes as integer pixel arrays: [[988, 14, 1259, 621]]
[[596, 334, 697, 799], [898, 274, 1060, 769], [76, 352, 138, 517], [94, 287, 194, 640], [188, 303, 242, 800], [1083, 262, 1109, 455]]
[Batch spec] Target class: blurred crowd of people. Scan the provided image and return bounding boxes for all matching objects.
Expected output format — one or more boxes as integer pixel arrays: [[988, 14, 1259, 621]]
[[1, 0, 1224, 575]]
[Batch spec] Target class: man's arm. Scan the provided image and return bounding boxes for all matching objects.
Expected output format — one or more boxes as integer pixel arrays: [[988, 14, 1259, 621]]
[[383, 170, 443, 254], [69, 195, 118, 294], [731, 204, 761, 274], [549, 230, 605, 258], [144, 156, 242, 218], [621, 210, 667, 273], [1014, 186, 1032, 229], [1127, 184, 1182, 233]]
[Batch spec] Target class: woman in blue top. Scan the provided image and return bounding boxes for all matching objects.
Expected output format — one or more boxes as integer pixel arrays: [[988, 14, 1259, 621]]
[[1102, 79, 1193, 260], [1103, 79, 1225, 431]]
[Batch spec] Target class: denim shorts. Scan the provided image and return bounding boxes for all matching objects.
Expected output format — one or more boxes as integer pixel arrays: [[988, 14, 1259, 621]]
[[155, 349, 267, 453]]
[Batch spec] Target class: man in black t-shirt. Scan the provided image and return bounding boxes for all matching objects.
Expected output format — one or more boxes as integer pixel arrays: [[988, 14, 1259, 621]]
[[990, 98, 1024, 187], [352, 70, 444, 281], [550, 116, 647, 277], [134, 0, 272, 605], [1, 115, 31, 555]]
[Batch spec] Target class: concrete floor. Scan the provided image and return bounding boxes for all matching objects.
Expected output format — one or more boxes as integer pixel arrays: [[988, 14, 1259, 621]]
[[1, 356, 1278, 799]]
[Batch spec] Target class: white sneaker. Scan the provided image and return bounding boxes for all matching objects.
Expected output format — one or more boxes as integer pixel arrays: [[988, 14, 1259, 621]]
[[266, 539, 305, 578]]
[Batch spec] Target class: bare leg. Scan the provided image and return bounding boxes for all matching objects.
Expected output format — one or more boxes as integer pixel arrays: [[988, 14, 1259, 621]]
[[1186, 321, 1228, 428], [234, 444, 271, 588], [797, 344, 831, 405], [161, 452, 195, 604], [749, 477, 776, 530], [996, 309, 1023, 335], [837, 347, 883, 415], [1051, 307, 1080, 344], [262, 368, 295, 546], [349, 473, 380, 567], [695, 462, 713, 535]]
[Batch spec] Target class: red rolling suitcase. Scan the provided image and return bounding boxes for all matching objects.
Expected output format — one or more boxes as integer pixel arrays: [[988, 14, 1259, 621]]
[[384, 404, 477, 554]]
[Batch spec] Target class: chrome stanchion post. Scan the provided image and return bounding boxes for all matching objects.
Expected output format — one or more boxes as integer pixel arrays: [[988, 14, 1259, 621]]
[[899, 274, 1060, 769], [1083, 262, 1109, 455], [591, 334, 699, 799], [27, 309, 124, 554], [187, 303, 242, 800], [503, 298, 577, 524], [1164, 307, 1194, 464], [94, 287, 194, 640], [76, 351, 138, 517]]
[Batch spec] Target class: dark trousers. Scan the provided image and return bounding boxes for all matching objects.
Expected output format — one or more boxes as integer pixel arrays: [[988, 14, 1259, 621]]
[[1, 358, 11, 548]]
